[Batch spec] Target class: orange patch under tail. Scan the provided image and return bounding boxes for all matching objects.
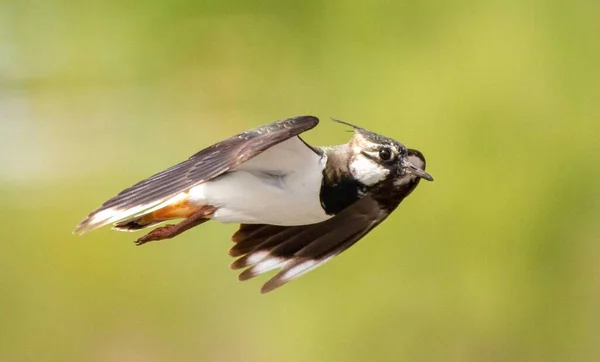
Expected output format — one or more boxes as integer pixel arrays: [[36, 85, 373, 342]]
[[113, 199, 213, 231]]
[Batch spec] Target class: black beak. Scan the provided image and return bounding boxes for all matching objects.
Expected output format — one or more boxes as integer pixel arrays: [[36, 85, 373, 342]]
[[403, 160, 434, 181]]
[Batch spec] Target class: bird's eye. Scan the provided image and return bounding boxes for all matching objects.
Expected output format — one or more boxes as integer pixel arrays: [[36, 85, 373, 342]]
[[379, 148, 392, 161]]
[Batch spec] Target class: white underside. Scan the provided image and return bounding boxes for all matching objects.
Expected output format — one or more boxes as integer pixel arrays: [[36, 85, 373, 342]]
[[188, 137, 331, 226]]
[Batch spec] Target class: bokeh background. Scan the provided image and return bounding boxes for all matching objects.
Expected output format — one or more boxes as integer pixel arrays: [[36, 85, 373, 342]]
[[1, 0, 599, 361]]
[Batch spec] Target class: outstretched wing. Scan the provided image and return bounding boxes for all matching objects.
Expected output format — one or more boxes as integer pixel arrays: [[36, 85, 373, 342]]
[[230, 194, 388, 293], [230, 148, 430, 293], [75, 116, 320, 234]]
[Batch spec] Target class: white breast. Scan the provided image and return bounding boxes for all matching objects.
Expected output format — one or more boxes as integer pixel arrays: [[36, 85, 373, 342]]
[[188, 137, 331, 226]]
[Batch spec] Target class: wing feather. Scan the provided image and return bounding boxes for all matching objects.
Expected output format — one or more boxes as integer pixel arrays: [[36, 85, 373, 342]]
[[230, 150, 430, 293], [230, 194, 387, 293], [75, 116, 319, 234]]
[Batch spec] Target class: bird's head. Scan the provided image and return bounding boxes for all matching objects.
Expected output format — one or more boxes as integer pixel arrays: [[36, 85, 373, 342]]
[[333, 119, 434, 188]]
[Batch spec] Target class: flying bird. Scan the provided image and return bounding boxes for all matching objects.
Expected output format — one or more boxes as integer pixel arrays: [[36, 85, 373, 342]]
[[74, 116, 433, 293]]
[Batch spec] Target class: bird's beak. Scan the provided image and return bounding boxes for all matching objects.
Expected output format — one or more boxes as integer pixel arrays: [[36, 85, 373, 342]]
[[403, 161, 434, 181]]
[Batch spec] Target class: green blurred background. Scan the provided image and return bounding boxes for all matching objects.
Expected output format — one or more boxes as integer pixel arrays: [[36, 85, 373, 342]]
[[1, 0, 599, 361]]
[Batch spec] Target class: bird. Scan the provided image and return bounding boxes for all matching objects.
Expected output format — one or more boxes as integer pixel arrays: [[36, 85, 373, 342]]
[[74, 116, 433, 293]]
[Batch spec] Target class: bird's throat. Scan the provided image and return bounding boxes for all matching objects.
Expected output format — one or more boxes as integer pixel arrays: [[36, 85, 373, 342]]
[[319, 145, 367, 215]]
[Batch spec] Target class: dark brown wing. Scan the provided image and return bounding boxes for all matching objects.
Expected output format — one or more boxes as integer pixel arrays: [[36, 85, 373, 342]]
[[75, 116, 319, 233], [230, 194, 388, 293], [229, 149, 430, 293]]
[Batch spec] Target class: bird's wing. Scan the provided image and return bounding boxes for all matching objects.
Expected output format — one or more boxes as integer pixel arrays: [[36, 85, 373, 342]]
[[230, 194, 389, 293], [230, 148, 431, 293], [75, 116, 320, 234]]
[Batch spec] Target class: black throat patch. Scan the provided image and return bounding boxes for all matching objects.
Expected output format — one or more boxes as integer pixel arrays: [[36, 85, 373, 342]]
[[319, 174, 367, 215]]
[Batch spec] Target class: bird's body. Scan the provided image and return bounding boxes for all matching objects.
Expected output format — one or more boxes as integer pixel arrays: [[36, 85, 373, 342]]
[[75, 116, 433, 293], [189, 136, 330, 226]]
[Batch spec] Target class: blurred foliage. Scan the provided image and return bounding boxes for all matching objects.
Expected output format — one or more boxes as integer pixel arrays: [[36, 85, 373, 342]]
[[1, 0, 599, 361]]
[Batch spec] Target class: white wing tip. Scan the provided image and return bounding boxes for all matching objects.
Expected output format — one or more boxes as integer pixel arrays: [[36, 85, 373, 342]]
[[74, 197, 179, 235], [74, 207, 126, 234]]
